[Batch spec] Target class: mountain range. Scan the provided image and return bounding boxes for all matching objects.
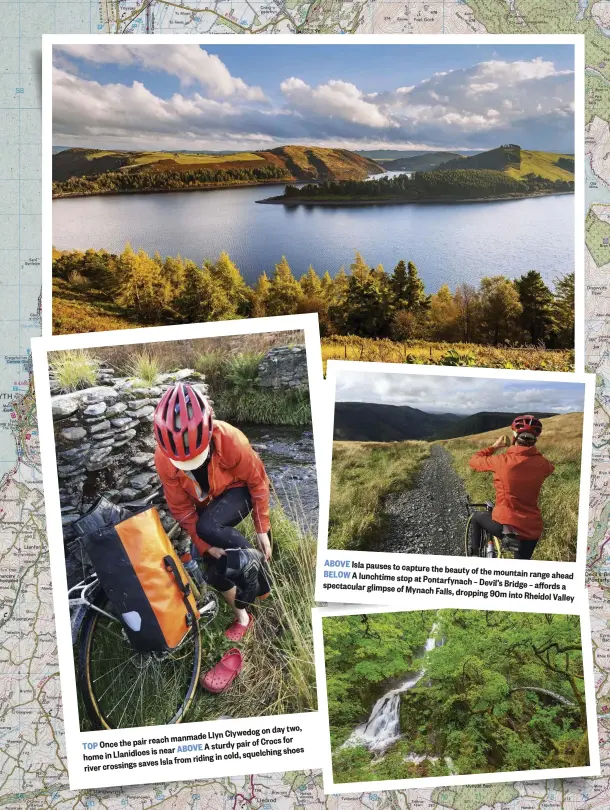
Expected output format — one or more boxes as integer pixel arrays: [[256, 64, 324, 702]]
[[333, 401, 558, 442]]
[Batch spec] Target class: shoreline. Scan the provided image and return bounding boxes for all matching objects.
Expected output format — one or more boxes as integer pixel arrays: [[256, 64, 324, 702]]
[[255, 190, 574, 207], [51, 178, 294, 200]]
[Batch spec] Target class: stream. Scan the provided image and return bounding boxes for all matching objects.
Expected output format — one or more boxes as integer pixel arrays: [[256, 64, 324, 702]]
[[342, 622, 454, 771], [241, 425, 318, 536]]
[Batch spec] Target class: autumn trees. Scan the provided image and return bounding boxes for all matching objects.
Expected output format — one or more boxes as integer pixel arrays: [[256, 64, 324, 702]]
[[52, 247, 575, 350]]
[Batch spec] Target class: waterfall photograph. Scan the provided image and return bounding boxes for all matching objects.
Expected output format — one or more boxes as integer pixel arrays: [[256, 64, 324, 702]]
[[322, 609, 590, 786]]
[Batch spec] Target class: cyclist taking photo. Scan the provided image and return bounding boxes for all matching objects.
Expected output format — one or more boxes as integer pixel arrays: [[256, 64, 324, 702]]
[[153, 382, 271, 643], [468, 414, 554, 560]]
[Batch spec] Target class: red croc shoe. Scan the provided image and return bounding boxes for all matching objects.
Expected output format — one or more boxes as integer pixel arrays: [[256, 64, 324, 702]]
[[224, 614, 253, 642], [200, 648, 243, 693]]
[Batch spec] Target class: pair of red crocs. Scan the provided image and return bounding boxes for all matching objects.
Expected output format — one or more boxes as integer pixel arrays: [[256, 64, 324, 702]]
[[200, 614, 253, 693]]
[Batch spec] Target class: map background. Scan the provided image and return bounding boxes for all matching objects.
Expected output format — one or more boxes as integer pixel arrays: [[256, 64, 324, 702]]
[[3, 2, 610, 809]]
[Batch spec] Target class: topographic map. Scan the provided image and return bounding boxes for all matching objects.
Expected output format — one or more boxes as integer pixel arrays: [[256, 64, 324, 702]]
[[3, 1, 610, 809]]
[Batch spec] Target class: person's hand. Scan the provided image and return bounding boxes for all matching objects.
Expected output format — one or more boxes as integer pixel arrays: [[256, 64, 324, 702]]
[[492, 435, 510, 449], [257, 532, 272, 561], [206, 546, 227, 560]]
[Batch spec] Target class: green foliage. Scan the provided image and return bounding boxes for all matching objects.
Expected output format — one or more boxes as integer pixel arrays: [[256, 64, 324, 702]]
[[284, 167, 574, 203], [53, 163, 290, 197], [325, 610, 587, 784], [52, 248, 575, 354], [49, 349, 100, 392], [224, 352, 265, 393]]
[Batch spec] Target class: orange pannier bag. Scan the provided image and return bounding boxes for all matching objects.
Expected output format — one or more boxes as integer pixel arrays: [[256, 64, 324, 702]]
[[77, 502, 199, 653]]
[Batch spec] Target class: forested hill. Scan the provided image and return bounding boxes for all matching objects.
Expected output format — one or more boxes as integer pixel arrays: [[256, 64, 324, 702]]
[[439, 144, 575, 181], [51, 146, 382, 197], [333, 402, 556, 442], [277, 168, 574, 205]]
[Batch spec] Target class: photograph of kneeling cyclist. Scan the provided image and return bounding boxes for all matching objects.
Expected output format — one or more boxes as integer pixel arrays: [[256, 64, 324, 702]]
[[153, 382, 272, 652], [468, 415, 554, 560]]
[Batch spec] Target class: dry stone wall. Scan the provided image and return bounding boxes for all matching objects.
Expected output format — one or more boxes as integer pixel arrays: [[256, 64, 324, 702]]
[[257, 346, 308, 390], [53, 368, 205, 552]]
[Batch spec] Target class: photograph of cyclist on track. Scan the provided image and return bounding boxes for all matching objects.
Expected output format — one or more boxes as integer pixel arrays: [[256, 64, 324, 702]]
[[467, 415, 554, 561], [43, 328, 318, 731], [328, 364, 589, 562]]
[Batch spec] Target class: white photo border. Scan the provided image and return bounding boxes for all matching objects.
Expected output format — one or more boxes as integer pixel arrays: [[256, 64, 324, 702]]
[[31, 313, 324, 790], [315, 360, 595, 608], [312, 601, 600, 794], [41, 32, 585, 374]]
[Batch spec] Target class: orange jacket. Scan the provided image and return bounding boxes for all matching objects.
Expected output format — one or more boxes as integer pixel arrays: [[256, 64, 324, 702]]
[[154, 421, 271, 554], [468, 445, 554, 539]]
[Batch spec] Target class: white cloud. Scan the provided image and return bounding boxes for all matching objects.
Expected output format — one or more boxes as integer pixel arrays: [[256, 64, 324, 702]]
[[335, 373, 584, 415], [280, 77, 393, 129], [54, 44, 266, 101], [52, 49, 575, 152]]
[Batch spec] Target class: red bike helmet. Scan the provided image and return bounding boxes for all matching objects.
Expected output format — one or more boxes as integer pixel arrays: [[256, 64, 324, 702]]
[[153, 383, 213, 466], [511, 414, 543, 437]]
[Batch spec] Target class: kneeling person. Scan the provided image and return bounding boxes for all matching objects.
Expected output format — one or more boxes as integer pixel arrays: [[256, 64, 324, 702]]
[[153, 382, 271, 641]]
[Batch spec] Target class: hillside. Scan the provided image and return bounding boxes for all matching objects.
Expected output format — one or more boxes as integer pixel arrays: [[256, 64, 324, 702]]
[[333, 402, 459, 442], [431, 410, 556, 440], [376, 151, 463, 171], [52, 146, 382, 196], [440, 145, 574, 182], [438, 412, 583, 561], [333, 402, 557, 443]]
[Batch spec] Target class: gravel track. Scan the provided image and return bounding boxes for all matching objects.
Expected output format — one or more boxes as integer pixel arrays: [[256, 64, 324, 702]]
[[379, 445, 468, 556]]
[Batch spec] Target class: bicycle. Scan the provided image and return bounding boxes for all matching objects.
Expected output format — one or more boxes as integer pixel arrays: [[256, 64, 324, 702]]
[[69, 493, 219, 730], [464, 500, 522, 559]]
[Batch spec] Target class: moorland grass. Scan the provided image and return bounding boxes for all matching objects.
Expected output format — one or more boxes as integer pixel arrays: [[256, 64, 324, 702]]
[[329, 440, 431, 551], [438, 412, 583, 562]]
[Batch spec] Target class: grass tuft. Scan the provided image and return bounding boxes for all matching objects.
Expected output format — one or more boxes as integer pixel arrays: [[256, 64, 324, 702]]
[[125, 350, 164, 387], [49, 349, 99, 392]]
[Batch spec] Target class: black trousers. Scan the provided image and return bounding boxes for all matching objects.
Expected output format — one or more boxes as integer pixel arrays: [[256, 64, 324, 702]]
[[193, 486, 252, 593], [470, 510, 538, 561]]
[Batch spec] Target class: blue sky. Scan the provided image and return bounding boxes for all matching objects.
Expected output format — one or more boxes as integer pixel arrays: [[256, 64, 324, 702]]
[[335, 372, 584, 414], [52, 43, 575, 152]]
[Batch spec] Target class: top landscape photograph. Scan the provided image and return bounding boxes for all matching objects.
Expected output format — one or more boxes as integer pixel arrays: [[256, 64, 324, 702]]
[[50, 40, 577, 370]]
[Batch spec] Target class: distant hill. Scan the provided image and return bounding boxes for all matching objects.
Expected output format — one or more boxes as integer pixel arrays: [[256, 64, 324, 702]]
[[439, 145, 575, 182], [334, 401, 557, 442], [52, 146, 382, 187], [333, 402, 460, 442], [355, 149, 480, 160], [432, 411, 557, 440], [376, 152, 464, 171]]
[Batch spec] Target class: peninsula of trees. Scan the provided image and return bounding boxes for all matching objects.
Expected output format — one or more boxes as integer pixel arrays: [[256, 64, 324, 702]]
[[52, 246, 575, 351], [264, 168, 574, 206]]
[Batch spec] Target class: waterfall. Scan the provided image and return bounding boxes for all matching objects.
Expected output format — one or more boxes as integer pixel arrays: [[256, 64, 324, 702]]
[[343, 623, 439, 754]]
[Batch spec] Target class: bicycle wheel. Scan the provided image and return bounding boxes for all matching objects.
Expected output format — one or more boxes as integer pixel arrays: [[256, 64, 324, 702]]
[[78, 593, 202, 730], [464, 514, 475, 556]]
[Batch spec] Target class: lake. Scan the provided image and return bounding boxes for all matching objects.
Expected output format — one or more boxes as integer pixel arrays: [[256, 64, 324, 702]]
[[52, 178, 574, 291]]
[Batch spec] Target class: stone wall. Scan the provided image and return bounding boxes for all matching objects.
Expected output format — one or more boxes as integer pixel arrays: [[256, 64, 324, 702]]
[[54, 368, 205, 551], [257, 346, 308, 390]]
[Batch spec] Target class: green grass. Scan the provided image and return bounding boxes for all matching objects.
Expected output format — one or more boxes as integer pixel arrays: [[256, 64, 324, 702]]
[[212, 387, 311, 426], [131, 151, 263, 165], [190, 504, 317, 721], [329, 440, 430, 550], [505, 150, 574, 182], [49, 349, 99, 391], [438, 413, 583, 562]]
